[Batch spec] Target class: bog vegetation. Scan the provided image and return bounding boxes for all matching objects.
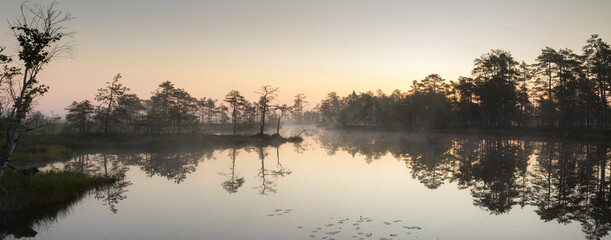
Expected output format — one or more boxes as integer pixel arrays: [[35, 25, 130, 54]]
[[0, 1, 609, 212]]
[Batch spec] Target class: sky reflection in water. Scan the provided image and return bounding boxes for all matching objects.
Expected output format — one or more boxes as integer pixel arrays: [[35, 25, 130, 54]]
[[3, 131, 610, 240]]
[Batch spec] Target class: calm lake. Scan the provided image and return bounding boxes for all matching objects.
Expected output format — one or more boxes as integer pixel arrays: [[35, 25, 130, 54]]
[[2, 130, 610, 240]]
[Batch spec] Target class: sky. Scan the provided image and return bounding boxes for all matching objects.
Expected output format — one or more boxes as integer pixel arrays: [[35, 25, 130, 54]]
[[0, 0, 610, 115]]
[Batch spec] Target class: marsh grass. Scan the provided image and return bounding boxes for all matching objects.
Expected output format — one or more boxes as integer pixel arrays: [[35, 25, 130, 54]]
[[1, 169, 118, 212], [12, 145, 73, 168], [0, 193, 79, 238]]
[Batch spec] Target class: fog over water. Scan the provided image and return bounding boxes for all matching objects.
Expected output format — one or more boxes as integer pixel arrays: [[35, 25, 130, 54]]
[[2, 130, 610, 240]]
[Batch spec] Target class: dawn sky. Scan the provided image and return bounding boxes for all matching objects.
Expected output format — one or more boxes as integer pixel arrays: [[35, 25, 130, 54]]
[[1, 0, 610, 115]]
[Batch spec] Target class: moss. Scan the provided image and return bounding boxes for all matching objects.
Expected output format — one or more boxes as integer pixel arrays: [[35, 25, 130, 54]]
[[1, 169, 118, 212]]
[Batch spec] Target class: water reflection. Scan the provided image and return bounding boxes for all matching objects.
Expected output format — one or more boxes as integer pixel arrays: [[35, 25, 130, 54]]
[[317, 131, 611, 239], [94, 180, 131, 214], [65, 153, 132, 214], [0, 197, 79, 239], [254, 146, 276, 195], [5, 132, 609, 239], [139, 151, 203, 184], [271, 146, 293, 180], [220, 148, 245, 194]]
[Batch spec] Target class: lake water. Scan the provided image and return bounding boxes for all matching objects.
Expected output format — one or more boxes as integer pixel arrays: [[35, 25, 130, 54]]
[[2, 130, 610, 240]]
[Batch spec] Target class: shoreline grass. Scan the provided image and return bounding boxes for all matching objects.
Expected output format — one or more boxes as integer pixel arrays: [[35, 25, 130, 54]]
[[12, 145, 73, 168], [0, 169, 119, 212], [2, 133, 303, 214]]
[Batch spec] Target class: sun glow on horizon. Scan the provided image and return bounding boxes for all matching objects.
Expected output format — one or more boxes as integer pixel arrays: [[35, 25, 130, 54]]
[[1, 0, 610, 116]]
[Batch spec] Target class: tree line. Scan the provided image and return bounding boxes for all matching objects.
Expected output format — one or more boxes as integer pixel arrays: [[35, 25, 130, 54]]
[[65, 78, 316, 135], [317, 35, 611, 132]]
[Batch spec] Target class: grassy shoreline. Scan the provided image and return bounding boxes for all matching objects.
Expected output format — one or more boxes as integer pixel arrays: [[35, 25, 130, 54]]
[[328, 126, 611, 143], [13, 133, 302, 165], [20, 133, 303, 150], [4, 133, 302, 214], [0, 169, 119, 212]]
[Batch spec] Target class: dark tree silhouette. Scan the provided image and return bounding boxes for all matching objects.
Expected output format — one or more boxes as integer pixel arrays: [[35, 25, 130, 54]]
[[256, 85, 278, 135], [65, 100, 95, 133], [0, 2, 73, 179], [96, 74, 128, 134], [224, 90, 246, 136]]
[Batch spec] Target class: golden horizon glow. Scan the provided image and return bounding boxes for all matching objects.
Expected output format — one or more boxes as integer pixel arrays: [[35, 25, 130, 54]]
[[1, 0, 610, 115]]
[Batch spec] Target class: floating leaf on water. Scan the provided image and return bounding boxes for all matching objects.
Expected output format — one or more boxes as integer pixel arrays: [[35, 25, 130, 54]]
[[297, 226, 303, 229], [275, 209, 282, 211], [353, 223, 359, 226], [390, 234, 398, 237], [325, 231, 341, 235], [403, 226, 421, 230], [383, 222, 391, 225], [393, 220, 402, 223], [355, 227, 360, 230], [309, 234, 315, 238], [266, 214, 274, 216], [325, 224, 334, 227]]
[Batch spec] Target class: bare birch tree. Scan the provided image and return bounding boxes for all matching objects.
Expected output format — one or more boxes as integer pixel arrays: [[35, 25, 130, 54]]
[[0, 2, 73, 180]]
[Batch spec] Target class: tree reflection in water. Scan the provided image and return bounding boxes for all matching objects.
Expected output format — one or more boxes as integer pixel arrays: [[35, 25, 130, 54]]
[[66, 153, 132, 214], [253, 145, 292, 195], [317, 131, 611, 239], [253, 146, 276, 195], [220, 148, 245, 194], [5, 133, 608, 239], [0, 195, 81, 239], [2, 143, 298, 239]]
